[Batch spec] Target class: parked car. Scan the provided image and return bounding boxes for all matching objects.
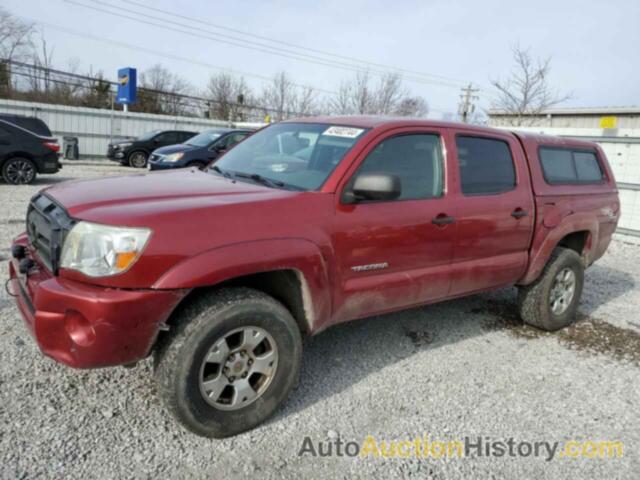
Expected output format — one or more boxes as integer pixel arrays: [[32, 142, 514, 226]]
[[107, 129, 197, 168], [0, 114, 60, 185], [9, 117, 619, 438], [148, 128, 253, 171]]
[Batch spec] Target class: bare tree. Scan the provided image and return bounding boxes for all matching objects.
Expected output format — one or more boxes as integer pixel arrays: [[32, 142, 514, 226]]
[[328, 81, 352, 115], [137, 64, 193, 115], [329, 70, 428, 117], [0, 7, 35, 62], [394, 96, 429, 117], [490, 45, 571, 126], [206, 72, 253, 121], [260, 71, 317, 120], [0, 7, 36, 95]]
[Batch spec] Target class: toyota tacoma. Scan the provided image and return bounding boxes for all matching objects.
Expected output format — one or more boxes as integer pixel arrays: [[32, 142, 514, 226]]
[[8, 117, 620, 437]]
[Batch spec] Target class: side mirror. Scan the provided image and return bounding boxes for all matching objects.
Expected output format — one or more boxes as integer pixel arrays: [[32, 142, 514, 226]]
[[343, 172, 401, 203]]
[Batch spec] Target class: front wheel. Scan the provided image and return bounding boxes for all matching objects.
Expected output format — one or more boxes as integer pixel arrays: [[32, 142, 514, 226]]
[[2, 157, 37, 184], [154, 288, 302, 438], [128, 151, 148, 168], [518, 247, 584, 331]]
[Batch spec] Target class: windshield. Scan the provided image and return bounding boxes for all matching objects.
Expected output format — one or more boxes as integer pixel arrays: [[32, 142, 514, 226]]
[[137, 130, 162, 141], [187, 131, 223, 147], [212, 123, 367, 190]]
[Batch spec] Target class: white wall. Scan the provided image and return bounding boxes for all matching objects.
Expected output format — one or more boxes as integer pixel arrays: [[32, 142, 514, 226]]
[[0, 99, 263, 158]]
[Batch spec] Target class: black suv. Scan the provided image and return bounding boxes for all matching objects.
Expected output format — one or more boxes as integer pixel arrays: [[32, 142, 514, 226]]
[[107, 129, 197, 168], [0, 114, 61, 185], [148, 129, 253, 171]]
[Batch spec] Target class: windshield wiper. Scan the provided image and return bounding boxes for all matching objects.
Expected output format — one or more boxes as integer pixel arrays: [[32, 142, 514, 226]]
[[232, 172, 286, 189], [210, 165, 232, 178]]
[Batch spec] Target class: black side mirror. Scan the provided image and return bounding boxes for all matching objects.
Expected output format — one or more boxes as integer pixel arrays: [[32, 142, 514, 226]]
[[343, 172, 401, 203]]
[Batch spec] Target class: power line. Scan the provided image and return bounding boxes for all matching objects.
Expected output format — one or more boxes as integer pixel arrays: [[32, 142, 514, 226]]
[[21, 16, 337, 96], [119, 0, 472, 86], [65, 0, 469, 89]]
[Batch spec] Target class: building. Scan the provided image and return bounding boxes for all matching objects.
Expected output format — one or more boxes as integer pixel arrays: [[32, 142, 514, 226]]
[[488, 107, 640, 236]]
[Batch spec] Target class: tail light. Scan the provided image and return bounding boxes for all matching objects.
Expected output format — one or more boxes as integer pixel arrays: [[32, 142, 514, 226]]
[[43, 141, 60, 153]]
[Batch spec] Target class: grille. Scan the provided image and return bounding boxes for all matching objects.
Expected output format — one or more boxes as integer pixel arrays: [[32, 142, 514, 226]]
[[26, 194, 73, 273]]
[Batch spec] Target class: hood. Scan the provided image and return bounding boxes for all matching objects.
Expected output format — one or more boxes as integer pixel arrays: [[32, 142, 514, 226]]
[[111, 140, 134, 148], [153, 143, 199, 155], [45, 169, 296, 225]]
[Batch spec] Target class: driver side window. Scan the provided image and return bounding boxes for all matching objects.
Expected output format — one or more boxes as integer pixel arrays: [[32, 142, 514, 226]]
[[354, 134, 444, 201]]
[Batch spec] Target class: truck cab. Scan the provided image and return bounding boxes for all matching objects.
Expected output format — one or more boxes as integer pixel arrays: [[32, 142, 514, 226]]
[[8, 117, 619, 437]]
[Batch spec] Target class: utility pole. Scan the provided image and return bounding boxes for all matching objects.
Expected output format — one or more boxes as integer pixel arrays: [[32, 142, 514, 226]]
[[458, 83, 479, 123]]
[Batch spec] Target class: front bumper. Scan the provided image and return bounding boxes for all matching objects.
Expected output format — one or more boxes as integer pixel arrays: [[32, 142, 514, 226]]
[[148, 161, 178, 171], [107, 151, 126, 161], [8, 237, 187, 369]]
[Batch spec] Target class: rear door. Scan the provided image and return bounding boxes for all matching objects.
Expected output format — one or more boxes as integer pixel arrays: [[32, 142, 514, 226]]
[[332, 128, 457, 322], [448, 130, 534, 296]]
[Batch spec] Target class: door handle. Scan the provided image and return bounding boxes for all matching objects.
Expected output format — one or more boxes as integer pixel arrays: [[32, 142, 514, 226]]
[[511, 208, 528, 219], [431, 214, 455, 225]]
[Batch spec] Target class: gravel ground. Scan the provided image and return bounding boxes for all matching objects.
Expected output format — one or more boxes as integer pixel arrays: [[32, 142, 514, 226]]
[[1, 162, 639, 479]]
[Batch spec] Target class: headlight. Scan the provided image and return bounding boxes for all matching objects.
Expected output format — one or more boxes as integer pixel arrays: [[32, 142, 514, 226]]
[[118, 142, 132, 149], [163, 152, 184, 163], [60, 221, 152, 277]]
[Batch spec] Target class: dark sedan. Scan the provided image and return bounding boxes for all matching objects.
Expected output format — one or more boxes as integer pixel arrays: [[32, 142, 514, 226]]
[[108, 129, 198, 168], [148, 129, 253, 171]]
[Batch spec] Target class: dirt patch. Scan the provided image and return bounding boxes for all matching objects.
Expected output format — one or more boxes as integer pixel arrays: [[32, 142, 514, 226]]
[[472, 299, 549, 340], [404, 328, 433, 348], [558, 318, 640, 365], [472, 299, 640, 365]]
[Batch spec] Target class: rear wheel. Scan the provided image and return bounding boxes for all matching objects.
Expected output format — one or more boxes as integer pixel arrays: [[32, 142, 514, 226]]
[[128, 151, 148, 168], [518, 247, 584, 331], [154, 288, 302, 438], [2, 157, 37, 185]]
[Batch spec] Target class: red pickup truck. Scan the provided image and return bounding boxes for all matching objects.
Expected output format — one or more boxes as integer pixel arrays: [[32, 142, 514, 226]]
[[8, 117, 619, 437]]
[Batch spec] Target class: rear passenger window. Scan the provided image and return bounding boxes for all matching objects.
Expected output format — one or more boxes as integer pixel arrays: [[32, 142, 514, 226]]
[[574, 152, 603, 182], [539, 147, 604, 184], [456, 136, 516, 195]]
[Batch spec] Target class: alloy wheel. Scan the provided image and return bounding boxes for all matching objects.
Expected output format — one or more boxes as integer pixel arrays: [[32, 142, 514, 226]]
[[199, 326, 278, 411], [5, 159, 36, 184], [549, 267, 576, 316]]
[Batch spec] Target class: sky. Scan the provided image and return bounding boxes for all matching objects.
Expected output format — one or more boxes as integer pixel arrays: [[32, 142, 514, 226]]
[[4, 0, 640, 118]]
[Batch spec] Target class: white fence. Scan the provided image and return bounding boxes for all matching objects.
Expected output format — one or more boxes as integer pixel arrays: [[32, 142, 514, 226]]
[[0, 99, 262, 158]]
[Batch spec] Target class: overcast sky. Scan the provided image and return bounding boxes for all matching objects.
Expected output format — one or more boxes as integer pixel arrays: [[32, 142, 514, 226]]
[[5, 0, 640, 118]]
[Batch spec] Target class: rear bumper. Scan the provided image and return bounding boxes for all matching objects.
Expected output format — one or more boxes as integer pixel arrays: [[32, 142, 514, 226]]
[[37, 152, 62, 173], [8, 238, 187, 368]]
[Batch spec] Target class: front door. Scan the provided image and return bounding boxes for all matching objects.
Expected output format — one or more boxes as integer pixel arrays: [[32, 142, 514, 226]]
[[332, 129, 456, 322]]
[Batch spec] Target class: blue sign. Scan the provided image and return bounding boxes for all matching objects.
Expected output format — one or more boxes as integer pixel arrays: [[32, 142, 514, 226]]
[[116, 67, 137, 104]]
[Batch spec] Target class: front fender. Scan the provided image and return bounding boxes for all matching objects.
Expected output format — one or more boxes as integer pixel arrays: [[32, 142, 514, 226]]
[[152, 238, 332, 331]]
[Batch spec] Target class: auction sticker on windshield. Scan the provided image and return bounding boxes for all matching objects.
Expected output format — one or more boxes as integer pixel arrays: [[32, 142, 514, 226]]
[[323, 126, 365, 138]]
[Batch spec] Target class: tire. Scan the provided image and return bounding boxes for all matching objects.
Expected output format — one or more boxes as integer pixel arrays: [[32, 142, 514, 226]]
[[186, 161, 206, 170], [518, 247, 584, 331], [128, 151, 148, 168], [2, 157, 37, 185], [154, 288, 302, 438]]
